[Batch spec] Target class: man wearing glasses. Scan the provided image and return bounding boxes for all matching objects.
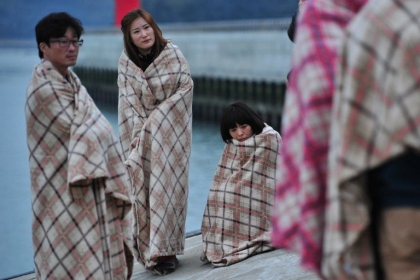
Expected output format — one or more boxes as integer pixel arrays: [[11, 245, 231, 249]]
[[25, 12, 134, 279], [36, 15, 83, 78]]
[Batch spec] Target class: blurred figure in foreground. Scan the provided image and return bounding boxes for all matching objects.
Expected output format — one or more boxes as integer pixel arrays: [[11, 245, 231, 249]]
[[324, 0, 420, 279], [270, 0, 367, 276], [25, 12, 133, 279], [118, 9, 193, 275], [201, 101, 281, 267]]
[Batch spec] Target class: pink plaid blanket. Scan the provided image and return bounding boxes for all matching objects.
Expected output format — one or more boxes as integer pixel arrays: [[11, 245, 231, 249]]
[[271, 0, 367, 275], [201, 125, 281, 266], [118, 42, 193, 268], [26, 60, 133, 279]]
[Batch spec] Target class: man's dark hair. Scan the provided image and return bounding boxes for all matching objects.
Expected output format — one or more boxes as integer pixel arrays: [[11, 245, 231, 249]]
[[35, 12, 84, 59]]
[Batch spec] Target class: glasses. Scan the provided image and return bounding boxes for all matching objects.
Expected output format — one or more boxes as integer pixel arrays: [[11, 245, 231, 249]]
[[49, 39, 84, 48]]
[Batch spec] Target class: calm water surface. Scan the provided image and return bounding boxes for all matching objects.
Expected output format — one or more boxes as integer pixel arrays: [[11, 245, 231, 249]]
[[0, 47, 224, 279]]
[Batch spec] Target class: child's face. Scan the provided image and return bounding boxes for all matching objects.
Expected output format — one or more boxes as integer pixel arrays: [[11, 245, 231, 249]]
[[229, 123, 253, 142]]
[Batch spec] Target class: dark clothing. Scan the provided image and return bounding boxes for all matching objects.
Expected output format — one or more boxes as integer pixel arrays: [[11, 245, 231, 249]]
[[139, 51, 155, 71], [288, 10, 299, 42], [287, 10, 299, 81], [369, 150, 420, 209]]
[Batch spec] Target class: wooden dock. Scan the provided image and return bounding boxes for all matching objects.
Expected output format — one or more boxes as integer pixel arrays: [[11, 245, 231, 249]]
[[11, 233, 319, 280]]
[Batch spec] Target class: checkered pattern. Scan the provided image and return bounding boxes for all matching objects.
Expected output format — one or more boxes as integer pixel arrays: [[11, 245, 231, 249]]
[[323, 0, 420, 278], [117, 42, 193, 268], [270, 0, 368, 275], [201, 125, 281, 267], [25, 60, 133, 279]]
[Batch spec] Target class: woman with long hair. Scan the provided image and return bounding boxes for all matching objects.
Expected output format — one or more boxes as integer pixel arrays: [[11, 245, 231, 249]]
[[118, 9, 193, 275]]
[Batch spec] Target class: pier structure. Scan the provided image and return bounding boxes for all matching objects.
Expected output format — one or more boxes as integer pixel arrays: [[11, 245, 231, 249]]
[[6, 19, 321, 280]]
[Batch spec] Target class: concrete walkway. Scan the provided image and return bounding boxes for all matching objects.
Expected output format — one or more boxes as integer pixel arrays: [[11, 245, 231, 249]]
[[13, 234, 320, 280]]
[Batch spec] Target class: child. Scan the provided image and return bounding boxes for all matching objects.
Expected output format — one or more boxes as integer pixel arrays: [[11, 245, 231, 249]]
[[201, 101, 282, 267], [220, 101, 265, 143]]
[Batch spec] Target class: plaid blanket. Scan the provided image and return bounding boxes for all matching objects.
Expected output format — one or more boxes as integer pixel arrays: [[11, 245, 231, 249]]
[[323, 0, 420, 278], [201, 125, 281, 267], [25, 60, 133, 279], [270, 0, 368, 275], [118, 42, 193, 268]]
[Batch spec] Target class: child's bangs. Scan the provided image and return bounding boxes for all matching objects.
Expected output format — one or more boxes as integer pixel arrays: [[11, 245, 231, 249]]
[[226, 108, 251, 129]]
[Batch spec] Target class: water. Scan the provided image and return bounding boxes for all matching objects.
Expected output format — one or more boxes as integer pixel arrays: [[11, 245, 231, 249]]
[[0, 47, 225, 279]]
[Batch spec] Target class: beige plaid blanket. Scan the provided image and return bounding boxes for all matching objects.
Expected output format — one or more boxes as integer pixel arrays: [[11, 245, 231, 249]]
[[201, 125, 281, 267], [25, 60, 133, 279], [324, 1, 420, 278], [117, 42, 193, 268]]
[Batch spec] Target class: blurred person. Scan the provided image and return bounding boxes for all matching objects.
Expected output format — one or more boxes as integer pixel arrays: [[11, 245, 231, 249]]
[[25, 12, 133, 279], [324, 0, 420, 279], [118, 9, 193, 275], [201, 101, 281, 267], [270, 0, 368, 276]]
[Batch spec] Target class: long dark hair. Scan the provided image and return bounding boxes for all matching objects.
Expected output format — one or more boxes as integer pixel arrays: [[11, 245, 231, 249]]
[[220, 101, 265, 143], [120, 9, 168, 68]]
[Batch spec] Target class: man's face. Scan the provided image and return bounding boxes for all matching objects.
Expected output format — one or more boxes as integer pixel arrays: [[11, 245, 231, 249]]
[[40, 27, 79, 77]]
